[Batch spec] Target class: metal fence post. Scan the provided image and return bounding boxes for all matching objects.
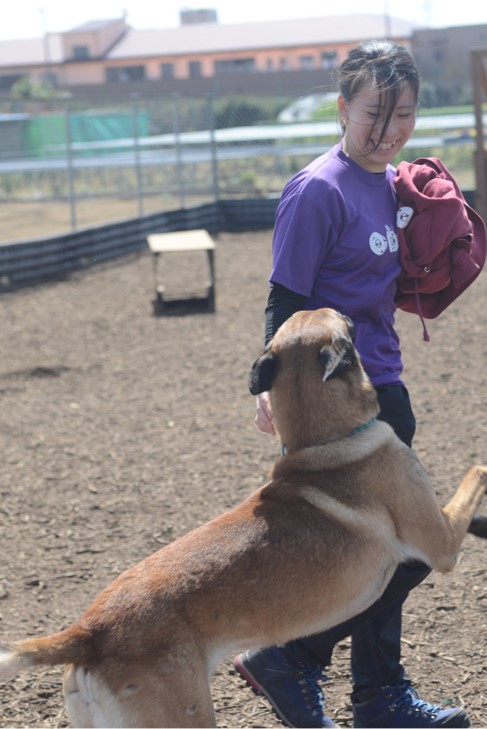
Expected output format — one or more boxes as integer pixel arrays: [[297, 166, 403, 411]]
[[131, 93, 144, 216], [63, 98, 77, 231], [471, 49, 487, 223], [207, 94, 220, 203], [172, 93, 186, 208]]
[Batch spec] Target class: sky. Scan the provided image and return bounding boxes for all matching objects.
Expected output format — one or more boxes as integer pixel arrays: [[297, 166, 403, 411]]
[[0, 0, 485, 41]]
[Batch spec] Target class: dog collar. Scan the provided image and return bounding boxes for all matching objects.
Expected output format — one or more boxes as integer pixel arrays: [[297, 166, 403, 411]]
[[347, 416, 377, 438], [280, 416, 377, 455]]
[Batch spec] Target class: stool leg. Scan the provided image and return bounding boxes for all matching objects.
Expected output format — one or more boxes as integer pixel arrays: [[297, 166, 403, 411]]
[[207, 250, 216, 312], [151, 253, 165, 315]]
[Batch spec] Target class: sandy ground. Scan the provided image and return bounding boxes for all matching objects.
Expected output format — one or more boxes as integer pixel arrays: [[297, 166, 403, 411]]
[[0, 230, 486, 727]]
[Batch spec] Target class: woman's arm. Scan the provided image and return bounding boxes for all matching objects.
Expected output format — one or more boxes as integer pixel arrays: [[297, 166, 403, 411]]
[[264, 283, 307, 345], [256, 283, 307, 435]]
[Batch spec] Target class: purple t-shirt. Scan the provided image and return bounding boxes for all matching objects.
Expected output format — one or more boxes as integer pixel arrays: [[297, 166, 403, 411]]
[[270, 143, 403, 386]]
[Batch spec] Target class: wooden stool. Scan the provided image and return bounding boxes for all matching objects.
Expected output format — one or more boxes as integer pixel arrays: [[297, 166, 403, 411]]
[[147, 229, 216, 313]]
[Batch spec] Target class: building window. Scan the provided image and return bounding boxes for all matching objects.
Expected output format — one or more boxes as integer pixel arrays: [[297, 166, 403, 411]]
[[105, 66, 146, 83], [279, 57, 289, 70], [214, 58, 255, 74], [299, 55, 314, 70], [42, 72, 58, 87], [0, 74, 23, 90], [72, 45, 90, 60], [161, 63, 174, 80], [188, 60, 202, 78], [321, 51, 337, 69]]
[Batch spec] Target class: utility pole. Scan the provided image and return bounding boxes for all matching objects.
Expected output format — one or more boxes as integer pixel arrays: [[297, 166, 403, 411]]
[[38, 8, 50, 80], [384, 0, 392, 38]]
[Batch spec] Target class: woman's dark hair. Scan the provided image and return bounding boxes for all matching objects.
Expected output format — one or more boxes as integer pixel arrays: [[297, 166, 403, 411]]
[[337, 40, 420, 147]]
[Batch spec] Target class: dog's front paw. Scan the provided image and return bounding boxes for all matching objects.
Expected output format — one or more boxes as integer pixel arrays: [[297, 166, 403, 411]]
[[470, 465, 487, 490]]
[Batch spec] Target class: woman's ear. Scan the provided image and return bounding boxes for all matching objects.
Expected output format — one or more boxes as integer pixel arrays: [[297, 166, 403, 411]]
[[337, 95, 348, 126]]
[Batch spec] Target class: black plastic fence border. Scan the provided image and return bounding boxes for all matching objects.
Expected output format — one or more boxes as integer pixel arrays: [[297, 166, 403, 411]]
[[0, 190, 476, 289], [0, 197, 279, 289]]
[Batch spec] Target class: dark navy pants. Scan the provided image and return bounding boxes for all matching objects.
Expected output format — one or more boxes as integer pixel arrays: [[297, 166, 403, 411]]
[[282, 384, 431, 691]]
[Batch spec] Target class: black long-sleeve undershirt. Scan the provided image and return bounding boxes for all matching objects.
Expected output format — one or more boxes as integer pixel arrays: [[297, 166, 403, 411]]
[[264, 283, 307, 345]]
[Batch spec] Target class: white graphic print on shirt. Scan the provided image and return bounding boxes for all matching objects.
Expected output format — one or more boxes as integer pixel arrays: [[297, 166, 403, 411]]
[[369, 226, 399, 256]]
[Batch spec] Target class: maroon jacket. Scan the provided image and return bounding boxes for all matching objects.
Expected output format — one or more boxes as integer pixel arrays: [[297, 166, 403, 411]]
[[393, 157, 486, 338]]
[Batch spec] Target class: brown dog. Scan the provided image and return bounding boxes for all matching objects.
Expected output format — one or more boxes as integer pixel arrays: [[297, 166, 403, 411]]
[[1, 307, 486, 728]]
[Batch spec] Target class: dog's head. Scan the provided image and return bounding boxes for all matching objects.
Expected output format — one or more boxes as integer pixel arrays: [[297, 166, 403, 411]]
[[249, 308, 358, 395], [249, 308, 378, 450]]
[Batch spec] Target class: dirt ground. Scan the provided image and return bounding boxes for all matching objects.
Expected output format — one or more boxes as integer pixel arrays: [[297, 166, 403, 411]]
[[0, 197, 186, 244], [0, 230, 486, 728]]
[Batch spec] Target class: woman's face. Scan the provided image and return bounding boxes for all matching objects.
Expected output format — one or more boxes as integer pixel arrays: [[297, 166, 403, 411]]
[[338, 80, 417, 173]]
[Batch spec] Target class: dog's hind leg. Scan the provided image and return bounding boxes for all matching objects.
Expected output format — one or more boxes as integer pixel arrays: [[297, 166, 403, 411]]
[[64, 658, 217, 728], [123, 661, 217, 728], [153, 672, 217, 728], [64, 665, 127, 728]]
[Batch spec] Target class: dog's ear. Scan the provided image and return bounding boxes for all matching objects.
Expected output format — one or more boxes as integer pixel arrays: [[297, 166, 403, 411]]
[[319, 337, 357, 382], [342, 315, 356, 342], [249, 352, 278, 395]]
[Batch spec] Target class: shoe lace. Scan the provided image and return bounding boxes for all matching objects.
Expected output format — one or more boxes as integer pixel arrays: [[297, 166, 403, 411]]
[[294, 663, 327, 716], [387, 683, 439, 719]]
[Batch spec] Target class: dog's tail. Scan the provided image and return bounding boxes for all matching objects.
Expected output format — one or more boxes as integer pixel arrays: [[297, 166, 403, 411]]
[[0, 625, 93, 683]]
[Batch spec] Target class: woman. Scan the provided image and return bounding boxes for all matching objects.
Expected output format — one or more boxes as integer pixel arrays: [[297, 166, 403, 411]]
[[234, 41, 470, 729]]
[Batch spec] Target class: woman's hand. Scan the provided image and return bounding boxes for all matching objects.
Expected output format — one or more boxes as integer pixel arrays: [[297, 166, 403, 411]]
[[255, 391, 276, 435]]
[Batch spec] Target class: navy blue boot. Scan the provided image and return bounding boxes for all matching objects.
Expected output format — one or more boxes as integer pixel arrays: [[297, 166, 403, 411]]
[[235, 647, 336, 728], [352, 681, 470, 728]]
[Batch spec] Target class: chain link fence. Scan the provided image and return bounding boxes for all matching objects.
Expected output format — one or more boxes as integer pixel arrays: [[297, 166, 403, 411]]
[[0, 90, 481, 243]]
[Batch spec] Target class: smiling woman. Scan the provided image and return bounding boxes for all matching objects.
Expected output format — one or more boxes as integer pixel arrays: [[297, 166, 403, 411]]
[[234, 39, 475, 729], [337, 41, 419, 172]]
